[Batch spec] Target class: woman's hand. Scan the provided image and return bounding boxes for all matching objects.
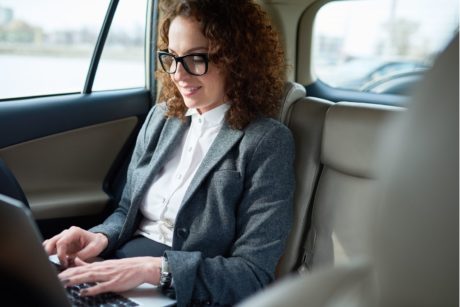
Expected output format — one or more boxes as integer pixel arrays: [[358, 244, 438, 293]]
[[43, 226, 108, 268], [58, 257, 162, 296]]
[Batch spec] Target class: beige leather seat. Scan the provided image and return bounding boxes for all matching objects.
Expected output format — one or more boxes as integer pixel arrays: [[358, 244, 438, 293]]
[[277, 94, 401, 275], [277, 84, 333, 275], [239, 35, 458, 307], [280, 81, 308, 122], [301, 101, 402, 271], [370, 35, 458, 307]]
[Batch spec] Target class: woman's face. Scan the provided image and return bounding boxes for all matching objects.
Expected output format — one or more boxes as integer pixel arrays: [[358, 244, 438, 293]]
[[168, 16, 226, 114]]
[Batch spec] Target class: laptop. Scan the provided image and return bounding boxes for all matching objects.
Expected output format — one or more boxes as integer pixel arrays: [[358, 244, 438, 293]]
[[0, 193, 176, 307]]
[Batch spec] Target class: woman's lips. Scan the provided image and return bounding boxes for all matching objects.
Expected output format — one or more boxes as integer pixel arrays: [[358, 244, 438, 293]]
[[181, 86, 201, 97]]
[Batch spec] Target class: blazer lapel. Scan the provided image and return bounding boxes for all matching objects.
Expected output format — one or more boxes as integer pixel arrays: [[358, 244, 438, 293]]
[[180, 123, 244, 208], [150, 117, 190, 172], [133, 117, 190, 201]]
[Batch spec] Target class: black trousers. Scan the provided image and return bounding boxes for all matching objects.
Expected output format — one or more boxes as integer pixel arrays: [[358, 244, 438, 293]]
[[112, 235, 170, 259]]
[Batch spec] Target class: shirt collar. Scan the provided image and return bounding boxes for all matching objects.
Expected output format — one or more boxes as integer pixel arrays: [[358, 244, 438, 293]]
[[185, 103, 230, 127]]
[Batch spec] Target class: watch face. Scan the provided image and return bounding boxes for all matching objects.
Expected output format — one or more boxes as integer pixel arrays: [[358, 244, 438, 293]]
[[162, 257, 170, 272], [159, 256, 171, 288]]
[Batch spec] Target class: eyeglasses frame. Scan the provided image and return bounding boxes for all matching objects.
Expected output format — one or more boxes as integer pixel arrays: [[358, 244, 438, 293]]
[[157, 50, 209, 76]]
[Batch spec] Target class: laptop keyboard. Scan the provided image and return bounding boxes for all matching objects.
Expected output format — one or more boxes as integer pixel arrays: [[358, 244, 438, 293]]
[[66, 282, 138, 307]]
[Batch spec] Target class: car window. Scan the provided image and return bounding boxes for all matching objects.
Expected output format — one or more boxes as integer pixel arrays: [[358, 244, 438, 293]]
[[0, 0, 148, 100], [0, 0, 109, 100], [312, 0, 458, 95], [93, 0, 147, 92]]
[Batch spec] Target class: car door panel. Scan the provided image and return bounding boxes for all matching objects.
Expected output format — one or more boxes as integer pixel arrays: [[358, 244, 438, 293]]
[[0, 89, 151, 235], [0, 115, 138, 219], [0, 89, 149, 147]]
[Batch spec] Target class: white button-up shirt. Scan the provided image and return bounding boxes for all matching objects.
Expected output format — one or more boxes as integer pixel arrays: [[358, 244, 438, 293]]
[[136, 103, 230, 246]]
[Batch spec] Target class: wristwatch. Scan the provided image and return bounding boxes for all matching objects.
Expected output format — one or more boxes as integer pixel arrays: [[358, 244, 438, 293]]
[[159, 255, 172, 290]]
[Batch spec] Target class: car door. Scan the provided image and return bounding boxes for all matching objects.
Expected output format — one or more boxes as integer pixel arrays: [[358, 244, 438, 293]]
[[0, 0, 158, 238]]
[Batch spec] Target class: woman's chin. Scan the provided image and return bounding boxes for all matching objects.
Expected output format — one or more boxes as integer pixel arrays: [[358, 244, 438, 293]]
[[183, 99, 200, 110]]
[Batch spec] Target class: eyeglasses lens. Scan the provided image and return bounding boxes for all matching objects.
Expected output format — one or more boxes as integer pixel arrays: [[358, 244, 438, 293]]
[[183, 55, 206, 75], [160, 54, 176, 73]]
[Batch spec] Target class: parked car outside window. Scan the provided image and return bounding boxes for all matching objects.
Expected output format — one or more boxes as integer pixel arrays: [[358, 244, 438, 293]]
[[312, 0, 458, 95]]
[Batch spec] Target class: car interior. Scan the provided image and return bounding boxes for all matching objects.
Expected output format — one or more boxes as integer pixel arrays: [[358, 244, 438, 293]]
[[0, 0, 458, 306]]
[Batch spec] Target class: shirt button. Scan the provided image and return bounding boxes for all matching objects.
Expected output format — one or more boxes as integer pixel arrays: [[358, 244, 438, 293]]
[[188, 146, 193, 152], [177, 174, 182, 180], [198, 118, 202, 124]]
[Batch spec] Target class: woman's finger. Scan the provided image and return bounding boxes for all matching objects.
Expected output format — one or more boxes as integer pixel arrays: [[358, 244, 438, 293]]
[[76, 240, 102, 260], [42, 233, 63, 255], [79, 281, 113, 296], [73, 257, 89, 267], [61, 270, 109, 287], [58, 260, 90, 280], [58, 257, 157, 296]]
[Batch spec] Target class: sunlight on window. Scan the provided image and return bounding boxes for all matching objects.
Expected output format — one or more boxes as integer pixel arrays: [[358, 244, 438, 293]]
[[0, 0, 110, 99], [93, 0, 147, 92], [312, 0, 459, 94], [0, 0, 147, 100]]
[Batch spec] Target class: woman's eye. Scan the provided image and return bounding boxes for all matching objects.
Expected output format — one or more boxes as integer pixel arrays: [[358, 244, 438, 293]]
[[163, 56, 174, 64], [192, 56, 205, 63]]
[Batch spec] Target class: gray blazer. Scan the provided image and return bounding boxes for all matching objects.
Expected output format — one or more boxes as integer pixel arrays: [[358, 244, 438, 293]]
[[90, 103, 295, 306]]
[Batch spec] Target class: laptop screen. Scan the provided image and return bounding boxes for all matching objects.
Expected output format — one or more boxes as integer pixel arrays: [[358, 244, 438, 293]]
[[0, 194, 71, 306]]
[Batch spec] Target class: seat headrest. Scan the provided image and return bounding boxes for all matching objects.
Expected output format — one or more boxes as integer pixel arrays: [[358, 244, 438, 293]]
[[322, 102, 402, 178], [280, 82, 307, 121]]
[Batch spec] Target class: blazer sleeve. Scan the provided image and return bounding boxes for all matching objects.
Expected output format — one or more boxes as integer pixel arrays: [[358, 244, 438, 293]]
[[89, 104, 164, 255], [165, 123, 295, 306]]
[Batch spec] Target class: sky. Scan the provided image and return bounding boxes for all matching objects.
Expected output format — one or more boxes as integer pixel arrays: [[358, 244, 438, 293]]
[[1, 0, 458, 56], [0, 0, 147, 31], [315, 0, 459, 57]]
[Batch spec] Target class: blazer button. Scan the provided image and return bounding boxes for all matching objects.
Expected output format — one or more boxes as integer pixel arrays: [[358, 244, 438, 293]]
[[177, 228, 189, 239]]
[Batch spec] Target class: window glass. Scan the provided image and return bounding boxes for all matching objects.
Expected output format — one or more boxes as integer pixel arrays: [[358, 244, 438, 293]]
[[313, 0, 459, 95], [0, 0, 109, 100], [93, 0, 147, 91]]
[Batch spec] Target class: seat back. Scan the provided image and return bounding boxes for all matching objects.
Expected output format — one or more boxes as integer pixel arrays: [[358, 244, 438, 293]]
[[277, 95, 332, 275], [302, 102, 402, 270], [278, 83, 403, 275], [371, 35, 458, 306]]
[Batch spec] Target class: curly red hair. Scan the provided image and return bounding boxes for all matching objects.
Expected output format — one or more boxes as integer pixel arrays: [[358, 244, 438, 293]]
[[157, 0, 286, 130]]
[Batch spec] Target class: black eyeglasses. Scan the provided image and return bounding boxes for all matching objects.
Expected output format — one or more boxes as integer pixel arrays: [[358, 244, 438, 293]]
[[158, 51, 209, 76]]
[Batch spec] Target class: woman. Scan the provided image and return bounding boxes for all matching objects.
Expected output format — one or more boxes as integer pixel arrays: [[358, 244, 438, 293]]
[[44, 0, 295, 305]]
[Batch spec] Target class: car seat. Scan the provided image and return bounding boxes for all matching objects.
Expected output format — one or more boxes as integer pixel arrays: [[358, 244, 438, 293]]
[[239, 34, 458, 307]]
